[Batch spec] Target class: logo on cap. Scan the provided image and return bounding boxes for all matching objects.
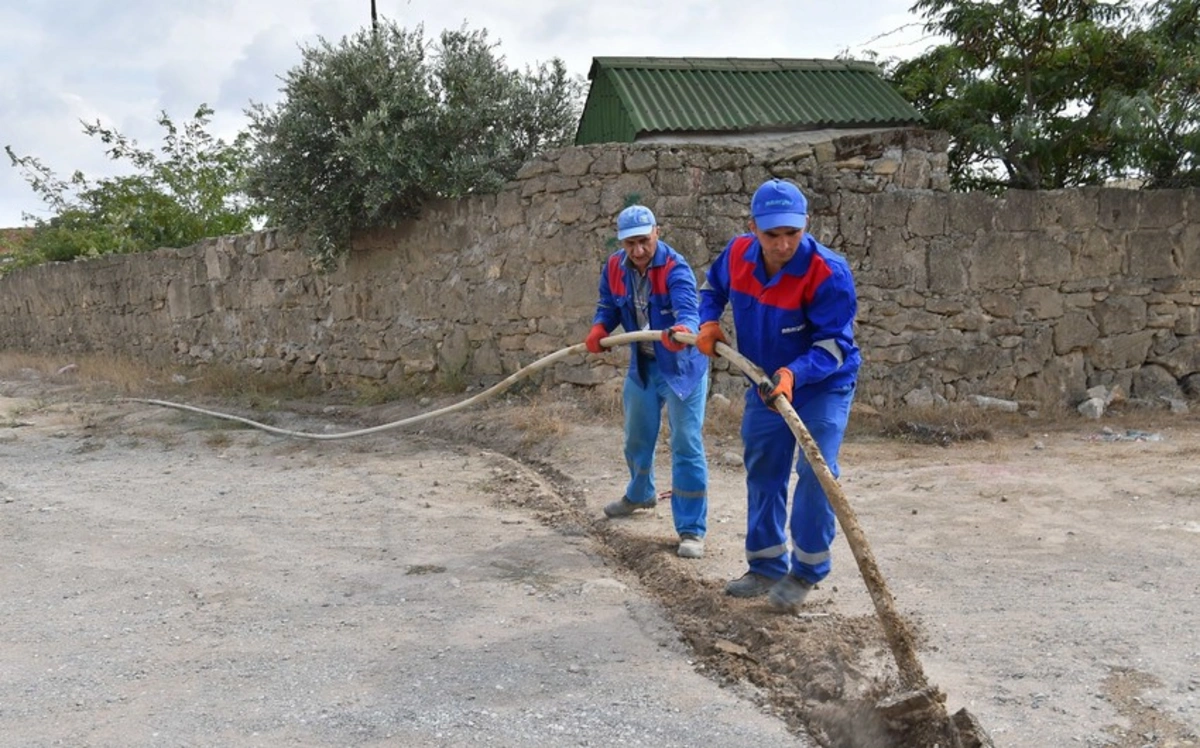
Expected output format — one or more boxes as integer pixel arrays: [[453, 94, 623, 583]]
[[751, 180, 808, 231]]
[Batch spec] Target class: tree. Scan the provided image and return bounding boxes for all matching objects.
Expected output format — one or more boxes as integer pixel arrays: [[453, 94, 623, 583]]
[[1103, 0, 1200, 186], [885, 0, 1199, 191], [4, 105, 260, 271], [245, 20, 584, 267]]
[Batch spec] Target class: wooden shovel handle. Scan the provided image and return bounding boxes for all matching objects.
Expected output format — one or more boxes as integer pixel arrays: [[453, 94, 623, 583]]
[[605, 329, 929, 691]]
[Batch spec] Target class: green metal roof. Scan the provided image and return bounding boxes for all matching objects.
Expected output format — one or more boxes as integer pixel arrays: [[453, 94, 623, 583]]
[[575, 57, 924, 145]]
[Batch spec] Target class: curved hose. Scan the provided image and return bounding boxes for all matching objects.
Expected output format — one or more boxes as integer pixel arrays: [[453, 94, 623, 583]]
[[123, 330, 697, 440], [127, 328, 940, 701]]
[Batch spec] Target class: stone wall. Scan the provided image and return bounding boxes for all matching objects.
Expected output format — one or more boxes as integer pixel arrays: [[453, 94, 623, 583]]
[[847, 188, 1200, 408], [1, 127, 1197, 409]]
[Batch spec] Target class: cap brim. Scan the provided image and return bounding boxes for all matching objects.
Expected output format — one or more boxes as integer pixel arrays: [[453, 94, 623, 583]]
[[617, 226, 654, 240], [755, 213, 808, 231]]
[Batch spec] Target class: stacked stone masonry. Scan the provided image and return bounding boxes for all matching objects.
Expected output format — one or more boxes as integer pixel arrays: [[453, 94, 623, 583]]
[[1, 127, 1198, 408]]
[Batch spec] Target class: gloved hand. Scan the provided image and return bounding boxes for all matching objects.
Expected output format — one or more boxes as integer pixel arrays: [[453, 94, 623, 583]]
[[585, 324, 609, 354], [694, 321, 727, 357], [757, 368, 795, 410], [660, 325, 691, 353]]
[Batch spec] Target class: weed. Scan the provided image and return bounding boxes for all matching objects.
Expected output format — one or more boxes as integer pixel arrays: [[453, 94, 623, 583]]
[[506, 398, 571, 447], [204, 432, 232, 449]]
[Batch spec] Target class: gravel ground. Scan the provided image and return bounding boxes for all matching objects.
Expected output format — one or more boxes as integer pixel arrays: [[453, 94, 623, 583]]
[[0, 384, 806, 747], [4, 368, 1200, 748]]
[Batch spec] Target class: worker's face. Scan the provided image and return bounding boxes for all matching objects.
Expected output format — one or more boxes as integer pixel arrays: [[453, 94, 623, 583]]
[[751, 221, 804, 270], [621, 228, 658, 272]]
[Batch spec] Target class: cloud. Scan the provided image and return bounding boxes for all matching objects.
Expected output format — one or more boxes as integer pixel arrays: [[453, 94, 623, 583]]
[[0, 0, 930, 227], [218, 25, 309, 114]]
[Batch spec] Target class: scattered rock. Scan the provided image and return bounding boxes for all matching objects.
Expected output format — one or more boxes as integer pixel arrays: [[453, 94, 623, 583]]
[[903, 387, 946, 408], [1078, 397, 1106, 419], [970, 395, 1019, 412]]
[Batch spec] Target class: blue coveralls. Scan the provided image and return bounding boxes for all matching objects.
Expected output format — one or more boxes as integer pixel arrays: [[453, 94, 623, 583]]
[[699, 233, 861, 582], [592, 241, 709, 538]]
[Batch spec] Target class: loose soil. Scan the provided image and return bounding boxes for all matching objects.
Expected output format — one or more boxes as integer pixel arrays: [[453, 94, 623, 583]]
[[2, 363, 1198, 748]]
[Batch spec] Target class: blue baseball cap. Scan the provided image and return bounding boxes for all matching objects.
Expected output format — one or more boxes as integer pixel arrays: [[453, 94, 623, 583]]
[[616, 205, 656, 240], [751, 179, 808, 230]]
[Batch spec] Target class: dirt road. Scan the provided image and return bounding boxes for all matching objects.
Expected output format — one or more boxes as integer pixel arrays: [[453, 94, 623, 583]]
[[2, 368, 1198, 747]]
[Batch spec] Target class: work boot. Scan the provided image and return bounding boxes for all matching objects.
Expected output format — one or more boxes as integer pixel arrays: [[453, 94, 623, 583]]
[[768, 574, 815, 611], [677, 533, 704, 559], [603, 496, 657, 518], [724, 571, 774, 598]]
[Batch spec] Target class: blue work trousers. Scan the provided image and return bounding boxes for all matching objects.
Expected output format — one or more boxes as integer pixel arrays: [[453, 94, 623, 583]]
[[740, 384, 855, 582], [623, 357, 708, 537]]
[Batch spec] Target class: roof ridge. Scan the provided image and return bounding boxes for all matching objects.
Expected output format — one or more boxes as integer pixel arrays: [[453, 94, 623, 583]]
[[588, 57, 882, 77]]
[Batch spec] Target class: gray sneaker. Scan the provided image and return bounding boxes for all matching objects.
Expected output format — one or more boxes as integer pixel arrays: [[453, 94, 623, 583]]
[[677, 533, 704, 559], [603, 496, 657, 518], [724, 571, 775, 598], [768, 574, 815, 611]]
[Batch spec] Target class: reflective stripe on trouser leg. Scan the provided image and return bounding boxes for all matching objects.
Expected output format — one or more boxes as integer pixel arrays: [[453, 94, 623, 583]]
[[622, 361, 662, 504], [741, 394, 796, 579], [789, 385, 855, 584], [663, 368, 708, 537]]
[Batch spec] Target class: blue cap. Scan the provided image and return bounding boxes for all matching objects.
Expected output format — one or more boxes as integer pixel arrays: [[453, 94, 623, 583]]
[[751, 179, 808, 230], [616, 205, 656, 240]]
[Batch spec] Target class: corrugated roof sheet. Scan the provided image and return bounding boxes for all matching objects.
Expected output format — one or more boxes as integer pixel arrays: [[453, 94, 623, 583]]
[[582, 57, 923, 139]]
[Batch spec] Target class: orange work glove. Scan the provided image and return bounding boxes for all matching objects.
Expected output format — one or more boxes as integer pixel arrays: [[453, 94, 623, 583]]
[[757, 368, 795, 410], [660, 325, 691, 353], [585, 324, 609, 354], [694, 321, 727, 357]]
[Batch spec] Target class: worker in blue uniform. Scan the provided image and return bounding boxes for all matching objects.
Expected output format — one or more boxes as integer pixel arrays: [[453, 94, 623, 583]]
[[695, 179, 861, 609], [585, 205, 710, 559]]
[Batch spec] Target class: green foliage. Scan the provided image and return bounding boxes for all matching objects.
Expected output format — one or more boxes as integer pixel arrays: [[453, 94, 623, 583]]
[[885, 0, 1200, 191], [245, 20, 584, 267], [4, 106, 260, 273], [1102, 0, 1200, 187]]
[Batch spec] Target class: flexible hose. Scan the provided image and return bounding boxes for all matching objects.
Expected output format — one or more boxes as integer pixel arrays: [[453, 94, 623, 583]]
[[126, 328, 942, 705], [122, 330, 712, 440]]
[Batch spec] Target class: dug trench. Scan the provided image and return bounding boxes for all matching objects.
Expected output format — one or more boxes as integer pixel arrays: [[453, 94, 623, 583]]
[[410, 391, 1198, 748], [415, 402, 974, 748], [7, 366, 1196, 748]]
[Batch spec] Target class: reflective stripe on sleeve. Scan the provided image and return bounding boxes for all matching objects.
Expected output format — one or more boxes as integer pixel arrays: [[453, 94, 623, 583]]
[[814, 339, 844, 367]]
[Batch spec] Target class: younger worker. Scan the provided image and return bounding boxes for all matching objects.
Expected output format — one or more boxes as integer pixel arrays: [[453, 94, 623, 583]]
[[585, 205, 710, 559], [696, 179, 861, 608]]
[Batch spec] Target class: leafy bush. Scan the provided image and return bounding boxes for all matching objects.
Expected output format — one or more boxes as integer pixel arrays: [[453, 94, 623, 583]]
[[245, 21, 583, 267], [886, 0, 1200, 191], [4, 106, 260, 273]]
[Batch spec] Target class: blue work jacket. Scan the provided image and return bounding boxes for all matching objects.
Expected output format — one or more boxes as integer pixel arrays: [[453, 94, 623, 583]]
[[592, 240, 708, 399], [699, 233, 861, 398]]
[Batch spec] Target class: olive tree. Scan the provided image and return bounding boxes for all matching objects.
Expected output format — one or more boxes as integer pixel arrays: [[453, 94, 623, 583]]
[[246, 21, 584, 266]]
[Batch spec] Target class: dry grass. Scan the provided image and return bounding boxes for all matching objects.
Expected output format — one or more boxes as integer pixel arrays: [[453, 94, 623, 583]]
[[849, 396, 1086, 444], [0, 351, 322, 409], [505, 398, 573, 447], [5, 349, 1194, 446], [703, 395, 744, 439], [202, 431, 233, 449], [180, 365, 323, 405], [570, 381, 625, 424], [0, 351, 163, 396], [351, 381, 416, 406]]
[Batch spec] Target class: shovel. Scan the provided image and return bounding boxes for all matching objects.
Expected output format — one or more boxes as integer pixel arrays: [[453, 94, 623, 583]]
[[651, 330, 994, 748]]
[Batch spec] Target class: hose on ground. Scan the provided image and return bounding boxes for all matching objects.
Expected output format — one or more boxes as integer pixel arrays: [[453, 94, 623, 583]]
[[122, 330, 746, 440], [127, 328, 952, 714]]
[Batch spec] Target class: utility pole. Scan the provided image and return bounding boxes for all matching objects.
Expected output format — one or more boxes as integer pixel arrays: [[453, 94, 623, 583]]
[[371, 0, 378, 32]]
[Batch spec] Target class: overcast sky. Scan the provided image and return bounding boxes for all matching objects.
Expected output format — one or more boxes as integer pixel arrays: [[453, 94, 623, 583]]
[[0, 0, 939, 228]]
